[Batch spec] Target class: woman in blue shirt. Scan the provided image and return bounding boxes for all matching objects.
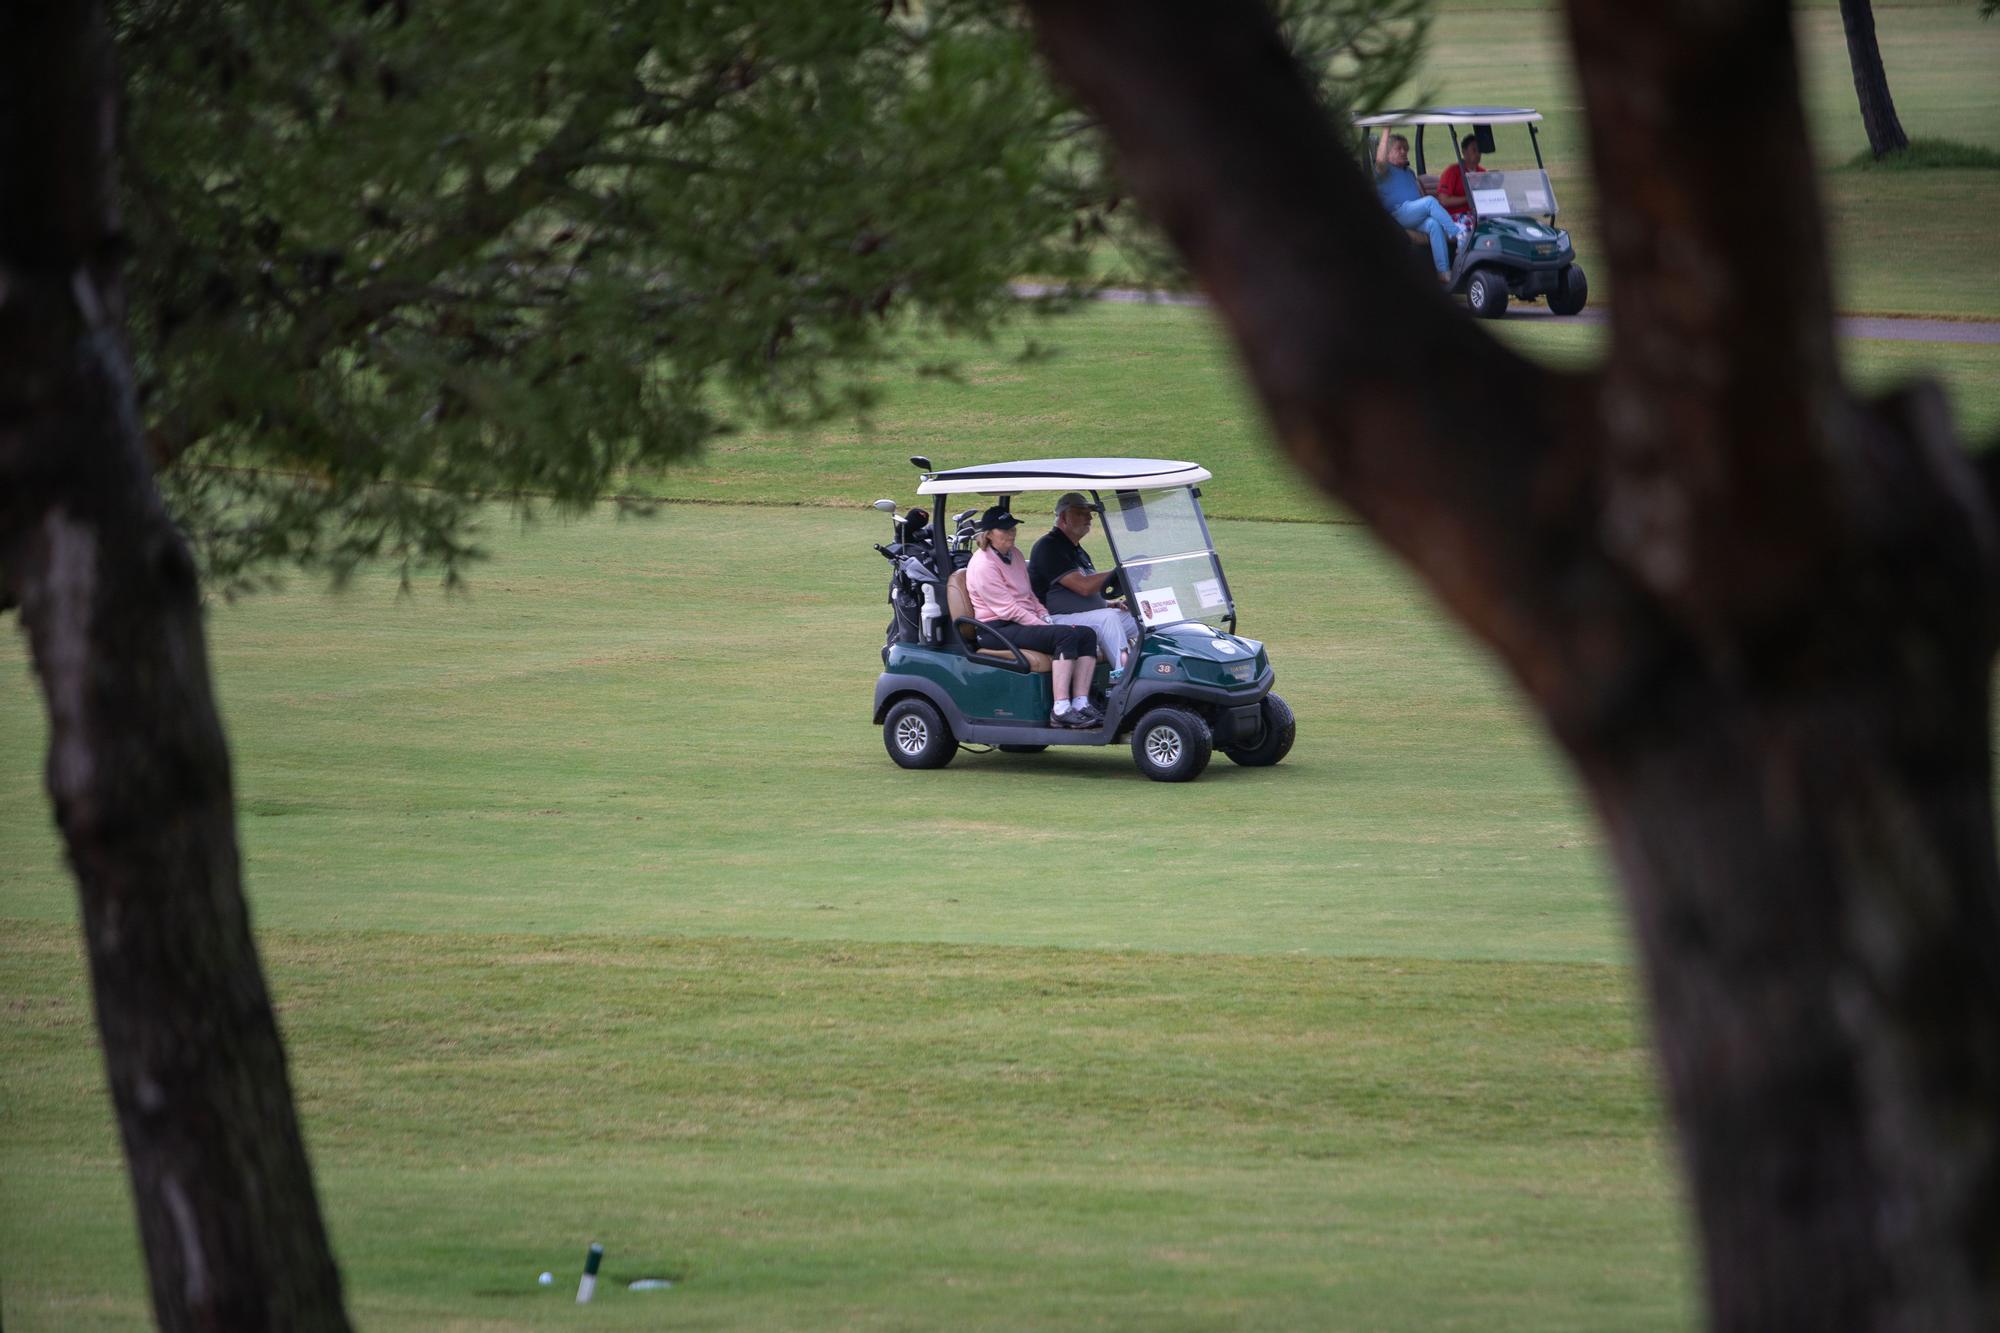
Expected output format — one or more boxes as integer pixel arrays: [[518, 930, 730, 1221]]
[[1374, 131, 1460, 280]]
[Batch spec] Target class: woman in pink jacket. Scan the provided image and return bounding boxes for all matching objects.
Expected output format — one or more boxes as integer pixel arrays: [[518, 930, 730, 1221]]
[[965, 508, 1101, 727]]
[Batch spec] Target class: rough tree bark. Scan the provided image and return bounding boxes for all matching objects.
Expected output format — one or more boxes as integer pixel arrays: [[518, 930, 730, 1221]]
[[1022, 0, 2000, 1327], [1838, 0, 1910, 158], [0, 3, 350, 1328]]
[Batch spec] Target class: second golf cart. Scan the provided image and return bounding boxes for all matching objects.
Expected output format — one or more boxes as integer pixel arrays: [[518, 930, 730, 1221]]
[[1356, 106, 1587, 319], [870, 457, 1294, 782]]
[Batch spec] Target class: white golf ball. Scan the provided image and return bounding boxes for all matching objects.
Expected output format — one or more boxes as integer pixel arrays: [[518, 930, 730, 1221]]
[[539, 1272, 553, 1286]]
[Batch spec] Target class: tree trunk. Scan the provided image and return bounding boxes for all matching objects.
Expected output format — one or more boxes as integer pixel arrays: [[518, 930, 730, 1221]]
[[1839, 0, 1909, 157], [1021, 0, 2000, 1326], [0, 4, 351, 1328]]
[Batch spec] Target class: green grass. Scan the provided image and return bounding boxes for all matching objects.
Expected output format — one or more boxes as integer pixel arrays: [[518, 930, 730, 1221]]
[[0, 405, 1689, 1327], [1, 502, 1619, 961], [1844, 137, 2000, 170], [649, 303, 2000, 515], [6, 309, 1988, 1330], [2, 925, 1688, 1330]]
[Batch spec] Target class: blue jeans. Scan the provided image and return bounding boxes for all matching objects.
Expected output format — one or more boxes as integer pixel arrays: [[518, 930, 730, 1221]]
[[1390, 197, 1456, 274]]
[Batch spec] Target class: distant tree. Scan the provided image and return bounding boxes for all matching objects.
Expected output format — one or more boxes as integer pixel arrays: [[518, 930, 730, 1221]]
[[1025, 0, 2000, 1326], [1838, 0, 1909, 157]]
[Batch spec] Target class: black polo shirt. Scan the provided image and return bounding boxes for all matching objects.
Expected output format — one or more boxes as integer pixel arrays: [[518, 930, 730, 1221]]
[[1028, 527, 1112, 612]]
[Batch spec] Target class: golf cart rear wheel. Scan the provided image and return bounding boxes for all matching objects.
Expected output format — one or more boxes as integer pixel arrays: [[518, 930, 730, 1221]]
[[1548, 263, 1588, 316], [1131, 707, 1213, 783], [1466, 267, 1509, 319], [883, 697, 956, 770], [1224, 693, 1296, 768], [997, 744, 1048, 754]]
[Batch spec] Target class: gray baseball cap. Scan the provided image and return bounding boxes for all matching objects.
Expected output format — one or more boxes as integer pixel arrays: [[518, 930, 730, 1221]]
[[1053, 491, 1098, 515]]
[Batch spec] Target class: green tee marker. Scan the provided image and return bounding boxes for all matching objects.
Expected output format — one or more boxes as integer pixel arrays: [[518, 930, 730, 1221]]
[[577, 1242, 604, 1304]]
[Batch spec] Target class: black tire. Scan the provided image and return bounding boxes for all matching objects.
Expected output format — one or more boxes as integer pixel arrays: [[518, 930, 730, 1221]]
[[1130, 707, 1213, 783], [883, 697, 956, 770], [1548, 263, 1588, 316], [1466, 266, 1509, 319], [996, 744, 1048, 754], [1223, 693, 1297, 768]]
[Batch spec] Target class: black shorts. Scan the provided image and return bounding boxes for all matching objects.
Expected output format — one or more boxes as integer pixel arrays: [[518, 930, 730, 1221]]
[[981, 620, 1097, 661]]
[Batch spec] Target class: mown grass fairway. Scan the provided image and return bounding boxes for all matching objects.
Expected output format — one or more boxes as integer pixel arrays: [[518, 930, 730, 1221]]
[[652, 303, 2000, 516], [6, 925, 1682, 1331], [4, 506, 1619, 958], [5, 317, 1994, 1333], [4, 501, 1689, 1328], [4, 312, 1994, 1333]]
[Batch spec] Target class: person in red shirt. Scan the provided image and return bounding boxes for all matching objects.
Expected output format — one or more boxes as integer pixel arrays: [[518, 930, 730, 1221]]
[[1435, 133, 1486, 225]]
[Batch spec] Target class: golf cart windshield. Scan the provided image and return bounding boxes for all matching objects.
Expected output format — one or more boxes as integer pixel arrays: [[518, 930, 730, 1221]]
[[1467, 168, 1558, 219], [1099, 487, 1233, 631]]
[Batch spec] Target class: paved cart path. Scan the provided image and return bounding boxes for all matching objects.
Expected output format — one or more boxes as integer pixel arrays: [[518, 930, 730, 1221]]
[[1013, 283, 2000, 345]]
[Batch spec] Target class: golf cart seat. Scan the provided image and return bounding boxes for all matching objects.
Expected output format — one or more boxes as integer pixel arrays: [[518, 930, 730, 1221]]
[[944, 570, 1053, 673]]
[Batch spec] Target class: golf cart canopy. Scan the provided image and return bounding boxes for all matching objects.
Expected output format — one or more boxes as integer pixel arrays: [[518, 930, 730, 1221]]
[[917, 458, 1210, 497], [1354, 107, 1542, 127]]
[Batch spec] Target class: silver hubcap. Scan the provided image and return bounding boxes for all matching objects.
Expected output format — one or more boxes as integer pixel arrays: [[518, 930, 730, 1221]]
[[895, 715, 929, 755], [1144, 725, 1183, 767]]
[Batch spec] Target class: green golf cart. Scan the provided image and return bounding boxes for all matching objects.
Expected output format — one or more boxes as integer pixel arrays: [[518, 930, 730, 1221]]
[[870, 457, 1294, 782], [1356, 106, 1587, 319]]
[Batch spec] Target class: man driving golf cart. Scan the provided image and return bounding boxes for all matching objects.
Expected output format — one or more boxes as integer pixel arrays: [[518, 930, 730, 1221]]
[[870, 457, 1295, 782], [1029, 492, 1141, 684]]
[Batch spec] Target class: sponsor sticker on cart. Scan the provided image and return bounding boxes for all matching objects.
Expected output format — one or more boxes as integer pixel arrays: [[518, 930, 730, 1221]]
[[1472, 188, 1510, 214], [1138, 588, 1183, 623], [1195, 577, 1226, 609]]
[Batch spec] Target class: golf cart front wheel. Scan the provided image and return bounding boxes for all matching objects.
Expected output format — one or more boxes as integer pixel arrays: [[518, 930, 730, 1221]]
[[1131, 707, 1213, 783], [1548, 263, 1588, 316], [1224, 693, 1296, 768], [883, 697, 956, 770], [1466, 267, 1509, 319]]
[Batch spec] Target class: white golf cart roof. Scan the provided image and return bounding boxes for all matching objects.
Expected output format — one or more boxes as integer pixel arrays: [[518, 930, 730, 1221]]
[[1354, 107, 1542, 127], [917, 458, 1211, 497]]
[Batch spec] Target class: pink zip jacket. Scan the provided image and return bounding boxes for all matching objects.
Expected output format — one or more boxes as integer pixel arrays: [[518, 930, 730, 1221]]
[[966, 546, 1049, 625]]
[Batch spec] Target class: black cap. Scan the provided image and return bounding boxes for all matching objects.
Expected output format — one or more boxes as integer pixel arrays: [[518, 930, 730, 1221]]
[[976, 506, 1020, 532]]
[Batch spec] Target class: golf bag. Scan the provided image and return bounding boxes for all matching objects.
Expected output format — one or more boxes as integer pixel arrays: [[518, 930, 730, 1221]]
[[877, 541, 945, 660]]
